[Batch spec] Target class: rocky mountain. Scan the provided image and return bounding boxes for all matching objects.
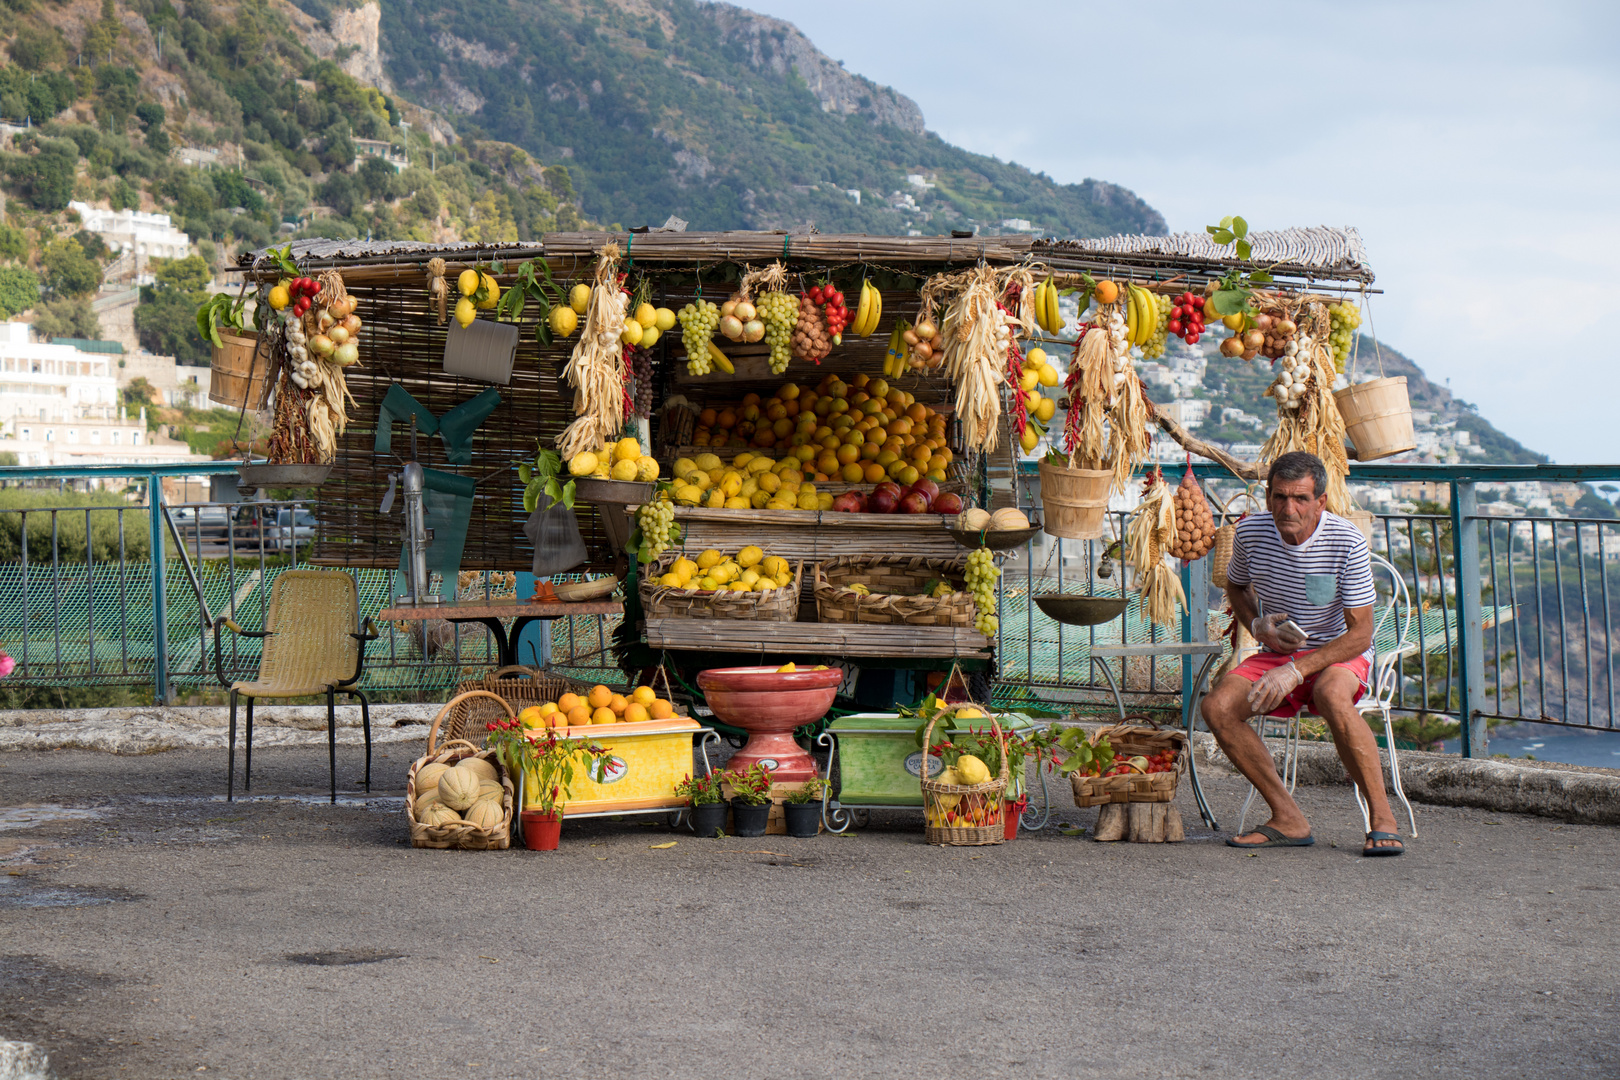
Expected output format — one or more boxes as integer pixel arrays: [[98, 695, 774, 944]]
[[375, 0, 1165, 237]]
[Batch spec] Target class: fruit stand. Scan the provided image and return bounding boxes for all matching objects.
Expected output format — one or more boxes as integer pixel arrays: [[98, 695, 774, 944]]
[[230, 224, 1386, 848]]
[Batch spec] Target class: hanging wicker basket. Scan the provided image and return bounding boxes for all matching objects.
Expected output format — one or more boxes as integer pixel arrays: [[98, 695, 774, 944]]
[[405, 690, 517, 850], [920, 706, 1009, 846], [1210, 487, 1263, 590]]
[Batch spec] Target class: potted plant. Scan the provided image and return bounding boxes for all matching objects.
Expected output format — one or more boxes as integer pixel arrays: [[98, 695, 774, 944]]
[[486, 717, 608, 851], [782, 777, 827, 838], [727, 761, 774, 838], [675, 771, 728, 837]]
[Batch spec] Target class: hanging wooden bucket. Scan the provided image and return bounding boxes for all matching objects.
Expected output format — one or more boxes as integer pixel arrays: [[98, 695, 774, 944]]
[[208, 329, 269, 410], [1039, 461, 1111, 539], [1344, 508, 1375, 544], [1334, 376, 1415, 461]]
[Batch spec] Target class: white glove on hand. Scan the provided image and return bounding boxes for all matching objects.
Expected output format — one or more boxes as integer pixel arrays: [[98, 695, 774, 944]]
[[1247, 661, 1304, 715], [1252, 613, 1307, 653]]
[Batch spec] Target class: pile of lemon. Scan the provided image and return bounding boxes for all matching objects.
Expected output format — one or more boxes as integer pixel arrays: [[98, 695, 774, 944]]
[[656, 546, 794, 593], [518, 683, 679, 728], [568, 437, 661, 483], [668, 451, 832, 511]]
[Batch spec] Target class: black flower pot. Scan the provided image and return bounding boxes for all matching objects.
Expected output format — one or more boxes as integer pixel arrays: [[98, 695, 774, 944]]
[[690, 802, 728, 837], [730, 798, 771, 838], [783, 802, 821, 838]]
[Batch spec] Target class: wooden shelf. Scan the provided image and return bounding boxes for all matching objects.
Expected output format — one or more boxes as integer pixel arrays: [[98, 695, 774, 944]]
[[645, 618, 991, 658]]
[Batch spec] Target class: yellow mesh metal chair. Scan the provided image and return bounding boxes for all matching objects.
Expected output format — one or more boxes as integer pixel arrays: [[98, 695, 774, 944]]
[[212, 569, 379, 803]]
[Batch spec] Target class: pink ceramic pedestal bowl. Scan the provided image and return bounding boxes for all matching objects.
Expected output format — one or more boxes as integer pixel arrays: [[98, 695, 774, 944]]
[[696, 666, 843, 782]]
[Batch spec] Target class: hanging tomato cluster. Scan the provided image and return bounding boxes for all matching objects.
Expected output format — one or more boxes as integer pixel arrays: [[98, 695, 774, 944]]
[[1166, 290, 1208, 345], [808, 282, 849, 341]]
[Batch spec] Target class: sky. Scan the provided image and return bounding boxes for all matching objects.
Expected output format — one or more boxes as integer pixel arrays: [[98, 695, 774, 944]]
[[740, 0, 1620, 465]]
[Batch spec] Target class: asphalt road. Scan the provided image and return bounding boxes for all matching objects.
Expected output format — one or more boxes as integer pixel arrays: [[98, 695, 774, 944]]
[[0, 745, 1616, 1080]]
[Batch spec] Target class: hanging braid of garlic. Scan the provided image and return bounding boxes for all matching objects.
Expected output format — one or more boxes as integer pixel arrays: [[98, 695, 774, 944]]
[[1127, 468, 1186, 628], [556, 243, 628, 461], [1259, 300, 1351, 514]]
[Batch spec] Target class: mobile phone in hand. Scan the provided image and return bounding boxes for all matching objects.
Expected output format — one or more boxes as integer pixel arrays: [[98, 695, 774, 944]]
[[1280, 618, 1307, 640]]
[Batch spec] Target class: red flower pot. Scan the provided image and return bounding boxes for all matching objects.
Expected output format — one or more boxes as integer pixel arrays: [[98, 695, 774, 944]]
[[1002, 796, 1028, 841], [521, 809, 562, 851]]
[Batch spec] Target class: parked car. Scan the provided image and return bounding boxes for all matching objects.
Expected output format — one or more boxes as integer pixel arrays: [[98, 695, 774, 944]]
[[271, 508, 318, 551]]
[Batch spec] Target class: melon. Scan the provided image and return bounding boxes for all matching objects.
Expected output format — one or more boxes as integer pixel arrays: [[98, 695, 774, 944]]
[[413, 793, 442, 823], [991, 507, 1029, 530], [456, 756, 498, 784], [474, 780, 504, 805], [421, 802, 462, 827], [955, 754, 991, 786], [957, 508, 992, 532], [437, 766, 481, 811], [414, 761, 449, 795], [463, 799, 503, 831]]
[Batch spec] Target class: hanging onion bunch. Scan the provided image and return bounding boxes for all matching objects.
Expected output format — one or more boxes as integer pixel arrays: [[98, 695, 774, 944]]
[[790, 293, 832, 363], [1169, 465, 1216, 562], [557, 243, 629, 461], [1126, 468, 1186, 628], [1260, 301, 1351, 514], [740, 263, 796, 375]]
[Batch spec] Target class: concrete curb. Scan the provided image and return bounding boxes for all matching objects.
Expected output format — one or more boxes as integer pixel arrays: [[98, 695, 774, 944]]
[[1195, 733, 1620, 826], [0, 705, 437, 755]]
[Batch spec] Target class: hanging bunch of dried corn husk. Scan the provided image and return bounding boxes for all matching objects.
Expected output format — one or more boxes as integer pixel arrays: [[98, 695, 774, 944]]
[[1058, 299, 1149, 489], [556, 243, 628, 461], [1127, 467, 1186, 627], [425, 257, 449, 325], [940, 265, 1015, 452], [1259, 300, 1351, 514]]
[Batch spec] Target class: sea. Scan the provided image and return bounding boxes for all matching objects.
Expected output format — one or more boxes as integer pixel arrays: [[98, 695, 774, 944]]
[[1442, 721, 1620, 768]]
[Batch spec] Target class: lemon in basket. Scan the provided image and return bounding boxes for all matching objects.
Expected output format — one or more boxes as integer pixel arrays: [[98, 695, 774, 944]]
[[737, 545, 764, 568]]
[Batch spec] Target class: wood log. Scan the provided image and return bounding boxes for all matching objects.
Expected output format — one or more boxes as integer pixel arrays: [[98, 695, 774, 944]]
[[1094, 801, 1185, 843]]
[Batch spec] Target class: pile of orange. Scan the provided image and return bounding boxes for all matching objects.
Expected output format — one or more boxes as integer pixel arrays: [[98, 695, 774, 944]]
[[517, 684, 678, 728], [689, 373, 953, 486]]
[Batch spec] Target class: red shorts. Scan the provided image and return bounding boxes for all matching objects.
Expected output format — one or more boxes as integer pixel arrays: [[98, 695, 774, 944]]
[[1230, 649, 1370, 718]]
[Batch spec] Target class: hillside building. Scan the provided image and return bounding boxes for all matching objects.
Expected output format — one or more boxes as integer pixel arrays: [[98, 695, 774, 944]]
[[0, 323, 206, 469], [67, 201, 192, 265]]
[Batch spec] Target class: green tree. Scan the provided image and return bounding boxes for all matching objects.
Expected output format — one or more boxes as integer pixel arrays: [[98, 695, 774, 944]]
[[0, 265, 40, 318], [154, 254, 211, 293], [31, 295, 101, 339], [136, 255, 211, 365], [41, 238, 102, 297], [4, 135, 79, 211], [0, 224, 27, 261], [93, 66, 139, 134], [9, 25, 66, 70], [358, 155, 401, 202]]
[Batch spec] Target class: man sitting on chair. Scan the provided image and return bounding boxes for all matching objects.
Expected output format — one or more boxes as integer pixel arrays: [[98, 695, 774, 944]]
[[1200, 450, 1404, 856]]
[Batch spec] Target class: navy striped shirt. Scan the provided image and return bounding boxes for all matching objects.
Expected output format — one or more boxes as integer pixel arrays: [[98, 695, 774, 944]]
[[1225, 510, 1376, 661]]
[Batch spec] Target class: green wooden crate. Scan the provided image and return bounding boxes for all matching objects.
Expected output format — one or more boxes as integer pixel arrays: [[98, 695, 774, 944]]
[[827, 712, 1039, 806]]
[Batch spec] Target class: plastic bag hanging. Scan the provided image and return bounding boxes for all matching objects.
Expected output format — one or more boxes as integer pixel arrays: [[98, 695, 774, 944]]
[[524, 493, 589, 579]]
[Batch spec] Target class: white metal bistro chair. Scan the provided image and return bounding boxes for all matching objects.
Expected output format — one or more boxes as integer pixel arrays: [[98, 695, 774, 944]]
[[1237, 552, 1419, 837]]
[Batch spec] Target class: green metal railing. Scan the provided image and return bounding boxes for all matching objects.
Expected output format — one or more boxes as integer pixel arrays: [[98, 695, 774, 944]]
[[4, 461, 1618, 758]]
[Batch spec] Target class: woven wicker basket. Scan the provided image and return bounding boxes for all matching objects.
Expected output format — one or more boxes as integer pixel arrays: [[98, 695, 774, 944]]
[[640, 555, 803, 621], [405, 691, 517, 850], [439, 666, 593, 744], [920, 707, 1008, 846], [1069, 723, 1188, 807], [1210, 488, 1262, 590], [813, 556, 973, 627]]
